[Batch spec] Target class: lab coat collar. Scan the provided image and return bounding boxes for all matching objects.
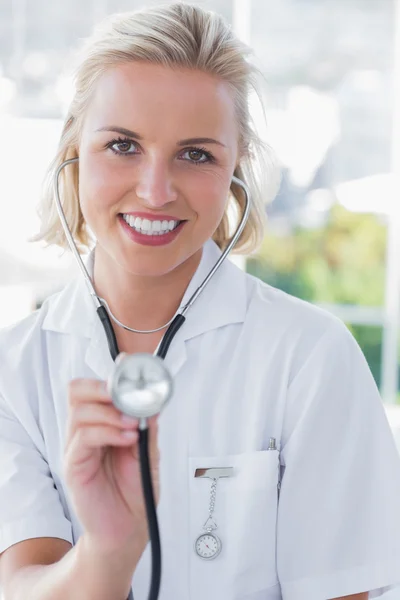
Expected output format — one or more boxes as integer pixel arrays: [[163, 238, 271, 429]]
[[175, 239, 247, 340], [41, 258, 96, 339], [42, 239, 247, 379]]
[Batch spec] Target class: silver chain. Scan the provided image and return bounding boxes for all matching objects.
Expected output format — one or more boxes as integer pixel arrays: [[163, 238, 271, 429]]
[[202, 478, 218, 533], [209, 478, 218, 517]]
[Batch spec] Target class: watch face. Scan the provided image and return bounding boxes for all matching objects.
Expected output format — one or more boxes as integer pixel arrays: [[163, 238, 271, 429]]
[[194, 533, 222, 560]]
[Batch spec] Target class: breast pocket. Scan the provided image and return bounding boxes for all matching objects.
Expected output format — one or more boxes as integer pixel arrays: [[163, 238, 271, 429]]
[[188, 450, 280, 600]]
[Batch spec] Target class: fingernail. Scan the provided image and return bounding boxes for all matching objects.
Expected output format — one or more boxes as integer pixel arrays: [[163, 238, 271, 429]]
[[121, 430, 137, 439], [121, 414, 138, 425]]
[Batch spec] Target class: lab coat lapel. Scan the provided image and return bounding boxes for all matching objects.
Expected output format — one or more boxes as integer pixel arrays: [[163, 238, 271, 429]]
[[84, 317, 116, 381], [161, 331, 188, 378], [176, 239, 247, 343], [156, 240, 247, 375]]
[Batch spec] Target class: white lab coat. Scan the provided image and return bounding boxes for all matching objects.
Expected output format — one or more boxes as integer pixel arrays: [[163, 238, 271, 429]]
[[0, 239, 400, 600]]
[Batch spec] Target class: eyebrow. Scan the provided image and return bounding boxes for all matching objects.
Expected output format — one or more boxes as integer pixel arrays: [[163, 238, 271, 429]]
[[96, 126, 226, 148]]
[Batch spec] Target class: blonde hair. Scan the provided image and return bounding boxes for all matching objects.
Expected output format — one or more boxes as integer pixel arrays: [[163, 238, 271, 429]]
[[34, 2, 279, 255]]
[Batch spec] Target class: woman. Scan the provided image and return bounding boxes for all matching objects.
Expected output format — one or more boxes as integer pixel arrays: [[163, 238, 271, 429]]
[[0, 4, 399, 600]]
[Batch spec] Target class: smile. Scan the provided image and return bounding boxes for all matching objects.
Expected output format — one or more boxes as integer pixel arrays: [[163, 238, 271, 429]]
[[121, 214, 183, 236]]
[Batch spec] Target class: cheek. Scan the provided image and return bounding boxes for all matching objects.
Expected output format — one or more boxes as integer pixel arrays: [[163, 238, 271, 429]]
[[188, 174, 229, 225], [78, 153, 127, 218]]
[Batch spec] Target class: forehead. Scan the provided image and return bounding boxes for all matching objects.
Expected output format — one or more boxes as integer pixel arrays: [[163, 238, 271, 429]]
[[82, 62, 238, 142]]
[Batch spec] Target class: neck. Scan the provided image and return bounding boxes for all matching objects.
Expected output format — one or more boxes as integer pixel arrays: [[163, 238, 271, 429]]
[[92, 246, 203, 337]]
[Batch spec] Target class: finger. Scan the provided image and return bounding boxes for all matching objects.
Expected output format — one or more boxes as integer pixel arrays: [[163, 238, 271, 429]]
[[64, 425, 139, 484], [68, 379, 112, 406], [65, 424, 139, 461], [70, 402, 139, 431], [65, 400, 139, 448]]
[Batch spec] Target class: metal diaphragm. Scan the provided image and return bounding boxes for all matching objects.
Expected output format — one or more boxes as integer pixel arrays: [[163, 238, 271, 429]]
[[108, 353, 173, 419]]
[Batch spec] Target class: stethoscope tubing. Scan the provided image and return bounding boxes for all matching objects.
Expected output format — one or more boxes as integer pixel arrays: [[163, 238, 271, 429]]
[[54, 157, 251, 600]]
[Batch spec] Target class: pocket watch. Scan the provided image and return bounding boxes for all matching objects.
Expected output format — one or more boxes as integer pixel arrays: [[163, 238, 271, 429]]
[[194, 530, 222, 560]]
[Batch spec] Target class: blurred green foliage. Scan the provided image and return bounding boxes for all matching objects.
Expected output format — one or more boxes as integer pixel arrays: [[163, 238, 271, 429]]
[[246, 203, 395, 393]]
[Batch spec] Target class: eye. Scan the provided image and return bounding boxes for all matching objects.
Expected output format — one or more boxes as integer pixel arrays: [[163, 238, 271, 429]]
[[106, 137, 138, 155], [180, 147, 215, 164]]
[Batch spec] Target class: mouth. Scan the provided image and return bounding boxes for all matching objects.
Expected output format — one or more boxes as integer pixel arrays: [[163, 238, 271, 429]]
[[119, 213, 186, 236]]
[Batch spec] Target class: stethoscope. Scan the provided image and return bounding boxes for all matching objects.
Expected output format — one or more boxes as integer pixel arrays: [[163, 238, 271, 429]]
[[54, 157, 251, 600]]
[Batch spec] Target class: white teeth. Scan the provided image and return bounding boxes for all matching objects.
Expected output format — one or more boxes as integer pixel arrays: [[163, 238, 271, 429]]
[[141, 219, 151, 232], [122, 215, 180, 235]]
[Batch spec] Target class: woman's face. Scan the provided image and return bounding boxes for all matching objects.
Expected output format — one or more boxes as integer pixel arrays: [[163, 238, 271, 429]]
[[78, 62, 240, 277]]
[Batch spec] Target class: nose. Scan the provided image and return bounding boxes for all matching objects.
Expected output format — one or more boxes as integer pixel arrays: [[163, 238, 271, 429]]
[[135, 157, 178, 208]]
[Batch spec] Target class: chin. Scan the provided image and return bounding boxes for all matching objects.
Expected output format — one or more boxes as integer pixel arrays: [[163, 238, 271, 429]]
[[120, 251, 186, 278], [98, 229, 204, 277]]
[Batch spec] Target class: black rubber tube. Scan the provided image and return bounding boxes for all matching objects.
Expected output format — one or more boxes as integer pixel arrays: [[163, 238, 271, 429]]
[[97, 305, 119, 361], [124, 428, 161, 600], [139, 427, 162, 599], [156, 314, 185, 359], [98, 307, 185, 600]]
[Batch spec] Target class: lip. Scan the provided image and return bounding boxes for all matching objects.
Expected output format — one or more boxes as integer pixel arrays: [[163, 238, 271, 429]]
[[118, 214, 186, 247], [120, 211, 185, 222]]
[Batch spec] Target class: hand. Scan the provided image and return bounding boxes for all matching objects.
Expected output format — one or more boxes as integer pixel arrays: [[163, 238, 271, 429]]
[[63, 378, 160, 556]]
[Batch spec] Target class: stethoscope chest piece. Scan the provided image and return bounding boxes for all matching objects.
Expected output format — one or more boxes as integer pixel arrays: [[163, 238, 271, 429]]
[[108, 353, 173, 419]]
